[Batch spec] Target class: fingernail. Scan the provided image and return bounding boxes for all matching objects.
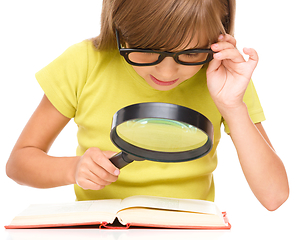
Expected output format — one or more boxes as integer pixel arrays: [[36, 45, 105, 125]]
[[214, 52, 221, 59], [114, 169, 120, 176], [213, 43, 219, 49], [218, 34, 224, 40]]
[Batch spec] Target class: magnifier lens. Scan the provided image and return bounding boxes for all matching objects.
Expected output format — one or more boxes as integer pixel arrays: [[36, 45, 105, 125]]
[[116, 118, 208, 152]]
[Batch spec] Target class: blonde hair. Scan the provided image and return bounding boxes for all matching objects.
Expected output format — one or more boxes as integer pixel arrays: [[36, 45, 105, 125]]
[[92, 0, 236, 51]]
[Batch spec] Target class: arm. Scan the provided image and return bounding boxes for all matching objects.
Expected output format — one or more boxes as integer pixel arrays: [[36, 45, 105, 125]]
[[207, 35, 289, 211], [6, 95, 119, 189], [227, 107, 288, 211]]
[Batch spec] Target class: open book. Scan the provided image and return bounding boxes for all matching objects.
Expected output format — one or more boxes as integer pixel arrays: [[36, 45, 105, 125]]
[[5, 195, 230, 229]]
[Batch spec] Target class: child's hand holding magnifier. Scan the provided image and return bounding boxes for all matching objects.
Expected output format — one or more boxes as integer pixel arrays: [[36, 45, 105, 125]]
[[74, 148, 120, 190]]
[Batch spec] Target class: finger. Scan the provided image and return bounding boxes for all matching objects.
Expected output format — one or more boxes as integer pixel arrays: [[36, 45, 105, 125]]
[[75, 159, 116, 186], [211, 41, 236, 52], [207, 58, 223, 74], [76, 178, 105, 190], [103, 151, 118, 159], [213, 49, 245, 63], [218, 34, 237, 47], [103, 151, 120, 173], [87, 148, 120, 176], [88, 169, 114, 186], [89, 161, 119, 183], [243, 47, 259, 69]]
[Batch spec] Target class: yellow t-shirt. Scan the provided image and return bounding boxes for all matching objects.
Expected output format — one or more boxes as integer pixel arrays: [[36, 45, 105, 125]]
[[36, 40, 265, 201]]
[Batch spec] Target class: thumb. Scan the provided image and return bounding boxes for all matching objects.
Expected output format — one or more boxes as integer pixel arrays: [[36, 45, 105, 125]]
[[206, 58, 222, 75], [103, 151, 118, 159], [243, 47, 259, 70], [103, 151, 120, 175]]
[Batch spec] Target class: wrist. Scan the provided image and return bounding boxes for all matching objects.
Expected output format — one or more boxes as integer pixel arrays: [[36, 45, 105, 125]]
[[66, 156, 81, 185], [220, 103, 251, 129], [212, 95, 247, 119]]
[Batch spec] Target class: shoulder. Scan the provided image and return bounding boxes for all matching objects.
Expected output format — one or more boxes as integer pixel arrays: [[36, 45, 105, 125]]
[[73, 40, 119, 68], [73, 40, 118, 59], [55, 40, 119, 78], [61, 40, 115, 60]]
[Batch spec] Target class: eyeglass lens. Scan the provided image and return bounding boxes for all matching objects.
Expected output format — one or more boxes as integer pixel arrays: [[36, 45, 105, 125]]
[[128, 51, 209, 65]]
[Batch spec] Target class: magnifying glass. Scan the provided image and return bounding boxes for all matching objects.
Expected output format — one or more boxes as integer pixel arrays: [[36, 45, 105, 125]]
[[109, 102, 213, 169]]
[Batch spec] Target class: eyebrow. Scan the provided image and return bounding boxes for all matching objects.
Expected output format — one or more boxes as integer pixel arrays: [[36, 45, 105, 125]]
[[134, 42, 212, 51], [166, 40, 211, 52], [124, 37, 211, 51]]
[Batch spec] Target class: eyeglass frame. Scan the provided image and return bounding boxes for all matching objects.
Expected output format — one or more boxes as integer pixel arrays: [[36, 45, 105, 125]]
[[115, 29, 215, 67]]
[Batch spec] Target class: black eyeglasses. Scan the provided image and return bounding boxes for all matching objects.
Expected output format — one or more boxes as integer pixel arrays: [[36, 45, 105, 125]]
[[115, 29, 214, 67]]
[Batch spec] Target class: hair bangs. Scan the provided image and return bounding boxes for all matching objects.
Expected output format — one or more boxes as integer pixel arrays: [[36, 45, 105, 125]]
[[115, 0, 229, 51], [116, 0, 205, 51], [93, 0, 235, 51]]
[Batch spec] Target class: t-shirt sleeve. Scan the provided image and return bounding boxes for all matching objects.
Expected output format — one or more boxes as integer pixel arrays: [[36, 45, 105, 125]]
[[223, 80, 266, 134], [35, 41, 89, 118]]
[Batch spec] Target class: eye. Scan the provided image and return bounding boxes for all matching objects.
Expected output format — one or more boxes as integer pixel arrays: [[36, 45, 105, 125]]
[[143, 52, 158, 55], [178, 52, 208, 63], [179, 53, 202, 59], [184, 53, 200, 58], [128, 52, 160, 64]]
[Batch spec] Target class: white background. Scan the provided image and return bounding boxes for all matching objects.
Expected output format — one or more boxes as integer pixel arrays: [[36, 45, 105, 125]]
[[1, 1, 295, 239]]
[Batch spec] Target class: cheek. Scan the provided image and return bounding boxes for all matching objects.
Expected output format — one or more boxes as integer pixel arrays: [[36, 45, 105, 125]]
[[131, 66, 151, 78], [182, 66, 203, 77]]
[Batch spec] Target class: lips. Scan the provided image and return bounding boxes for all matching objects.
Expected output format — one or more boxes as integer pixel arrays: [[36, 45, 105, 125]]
[[150, 75, 179, 86]]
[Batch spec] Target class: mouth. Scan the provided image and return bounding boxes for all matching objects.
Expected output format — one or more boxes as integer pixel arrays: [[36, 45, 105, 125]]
[[150, 75, 179, 86]]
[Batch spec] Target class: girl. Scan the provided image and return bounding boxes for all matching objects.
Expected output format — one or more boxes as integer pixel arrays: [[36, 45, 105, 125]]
[[6, 0, 289, 211]]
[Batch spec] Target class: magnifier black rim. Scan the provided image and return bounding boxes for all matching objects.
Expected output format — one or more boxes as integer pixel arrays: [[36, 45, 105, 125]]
[[111, 128, 212, 162], [110, 102, 214, 162]]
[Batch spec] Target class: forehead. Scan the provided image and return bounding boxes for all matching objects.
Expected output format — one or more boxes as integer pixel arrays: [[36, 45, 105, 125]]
[[178, 31, 210, 50], [125, 29, 210, 51]]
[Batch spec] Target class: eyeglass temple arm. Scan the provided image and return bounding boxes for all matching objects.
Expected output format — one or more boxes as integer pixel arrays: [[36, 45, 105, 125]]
[[115, 29, 122, 50]]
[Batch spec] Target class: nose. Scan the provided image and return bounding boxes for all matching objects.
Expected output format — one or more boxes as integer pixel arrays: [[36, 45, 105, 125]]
[[155, 57, 179, 79]]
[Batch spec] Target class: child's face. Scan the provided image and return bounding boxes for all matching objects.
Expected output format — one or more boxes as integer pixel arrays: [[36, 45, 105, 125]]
[[129, 34, 208, 91]]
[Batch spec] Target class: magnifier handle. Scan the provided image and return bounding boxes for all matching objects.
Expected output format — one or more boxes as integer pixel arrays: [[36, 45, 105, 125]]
[[110, 152, 134, 169]]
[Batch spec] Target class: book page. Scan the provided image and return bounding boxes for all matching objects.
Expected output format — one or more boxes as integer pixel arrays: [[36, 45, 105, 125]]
[[10, 199, 122, 227], [117, 196, 227, 227], [117, 207, 227, 227], [19, 199, 122, 217], [119, 195, 221, 215]]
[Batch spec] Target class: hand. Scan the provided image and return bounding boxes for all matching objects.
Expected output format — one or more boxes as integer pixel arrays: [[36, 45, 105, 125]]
[[75, 147, 120, 190], [206, 34, 259, 116]]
